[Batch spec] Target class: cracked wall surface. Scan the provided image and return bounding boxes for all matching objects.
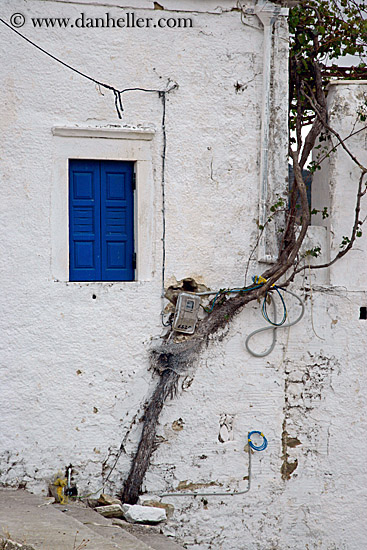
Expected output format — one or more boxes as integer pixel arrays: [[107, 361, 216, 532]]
[[1, 0, 367, 548]]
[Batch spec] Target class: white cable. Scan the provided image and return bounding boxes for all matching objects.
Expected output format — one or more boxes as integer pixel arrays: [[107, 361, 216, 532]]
[[159, 447, 252, 498], [245, 289, 305, 357]]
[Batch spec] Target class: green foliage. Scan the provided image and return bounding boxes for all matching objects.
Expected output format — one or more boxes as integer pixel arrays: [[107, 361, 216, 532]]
[[270, 197, 285, 213], [357, 97, 367, 121], [308, 160, 322, 173], [356, 221, 363, 238], [310, 206, 329, 219], [304, 246, 322, 257], [289, 0, 367, 132], [257, 197, 286, 232], [340, 235, 351, 248], [322, 207, 329, 219]]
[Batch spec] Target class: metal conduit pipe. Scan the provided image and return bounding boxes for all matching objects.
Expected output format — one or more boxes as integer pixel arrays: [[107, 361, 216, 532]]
[[254, 2, 288, 263], [159, 448, 253, 498], [159, 432, 268, 498]]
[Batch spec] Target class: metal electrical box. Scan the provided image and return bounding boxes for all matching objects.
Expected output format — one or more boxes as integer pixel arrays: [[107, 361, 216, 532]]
[[172, 293, 201, 334]]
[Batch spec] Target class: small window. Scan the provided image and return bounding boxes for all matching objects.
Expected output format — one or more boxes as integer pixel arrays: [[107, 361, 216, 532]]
[[69, 159, 135, 281]]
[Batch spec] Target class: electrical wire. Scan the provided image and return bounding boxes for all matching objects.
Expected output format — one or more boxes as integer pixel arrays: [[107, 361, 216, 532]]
[[202, 276, 286, 317], [73, 444, 126, 500], [160, 90, 167, 313], [0, 17, 171, 119], [159, 431, 267, 498], [74, 412, 146, 500], [204, 284, 264, 313], [159, 87, 175, 326], [0, 17, 179, 328], [160, 450, 252, 497], [246, 293, 278, 357], [161, 312, 172, 327], [169, 277, 304, 356], [262, 286, 287, 326], [248, 430, 268, 451], [245, 288, 305, 357]]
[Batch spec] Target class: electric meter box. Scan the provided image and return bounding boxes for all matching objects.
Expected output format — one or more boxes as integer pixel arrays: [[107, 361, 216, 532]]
[[172, 293, 201, 334]]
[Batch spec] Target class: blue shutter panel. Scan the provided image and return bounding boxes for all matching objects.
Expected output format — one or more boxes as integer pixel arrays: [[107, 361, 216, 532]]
[[100, 161, 134, 281], [69, 160, 101, 281]]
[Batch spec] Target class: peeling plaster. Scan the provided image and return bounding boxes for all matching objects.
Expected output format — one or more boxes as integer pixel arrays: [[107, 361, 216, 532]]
[[2, 0, 367, 548]]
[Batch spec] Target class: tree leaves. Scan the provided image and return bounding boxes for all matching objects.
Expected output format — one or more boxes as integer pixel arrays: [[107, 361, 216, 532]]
[[289, 0, 367, 132]]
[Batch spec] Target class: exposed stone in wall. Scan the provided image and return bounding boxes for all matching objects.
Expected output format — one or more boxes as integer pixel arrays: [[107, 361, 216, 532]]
[[281, 352, 339, 480]]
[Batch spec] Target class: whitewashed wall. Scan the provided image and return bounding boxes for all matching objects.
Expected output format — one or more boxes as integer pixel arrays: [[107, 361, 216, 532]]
[[312, 81, 367, 289], [4, 2, 367, 550]]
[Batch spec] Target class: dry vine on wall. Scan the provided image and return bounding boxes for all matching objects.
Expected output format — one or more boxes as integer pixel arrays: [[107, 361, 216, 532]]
[[121, 0, 367, 504]]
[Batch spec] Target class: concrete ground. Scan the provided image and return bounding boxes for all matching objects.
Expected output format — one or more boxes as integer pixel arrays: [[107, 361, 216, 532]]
[[0, 489, 185, 550]]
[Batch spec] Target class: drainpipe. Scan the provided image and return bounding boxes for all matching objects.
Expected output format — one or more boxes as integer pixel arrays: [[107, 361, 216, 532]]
[[252, 3, 289, 263]]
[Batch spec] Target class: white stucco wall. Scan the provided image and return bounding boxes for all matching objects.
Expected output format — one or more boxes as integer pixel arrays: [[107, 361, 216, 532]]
[[3, 2, 367, 550], [312, 81, 367, 290]]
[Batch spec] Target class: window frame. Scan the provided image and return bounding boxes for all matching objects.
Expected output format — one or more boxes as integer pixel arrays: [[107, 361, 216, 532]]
[[50, 126, 155, 284]]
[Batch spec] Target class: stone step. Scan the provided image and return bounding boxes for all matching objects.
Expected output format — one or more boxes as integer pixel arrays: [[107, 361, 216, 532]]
[[0, 490, 185, 550], [64, 503, 185, 550]]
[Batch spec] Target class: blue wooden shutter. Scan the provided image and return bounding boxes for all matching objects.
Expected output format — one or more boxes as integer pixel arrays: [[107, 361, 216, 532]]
[[69, 160, 101, 281], [100, 161, 134, 281]]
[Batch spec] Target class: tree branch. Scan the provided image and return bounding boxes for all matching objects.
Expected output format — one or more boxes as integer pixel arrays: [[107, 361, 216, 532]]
[[304, 86, 367, 171], [295, 170, 367, 273], [312, 125, 367, 170]]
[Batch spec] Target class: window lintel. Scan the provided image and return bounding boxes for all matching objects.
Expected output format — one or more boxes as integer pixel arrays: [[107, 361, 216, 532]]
[[52, 126, 155, 141]]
